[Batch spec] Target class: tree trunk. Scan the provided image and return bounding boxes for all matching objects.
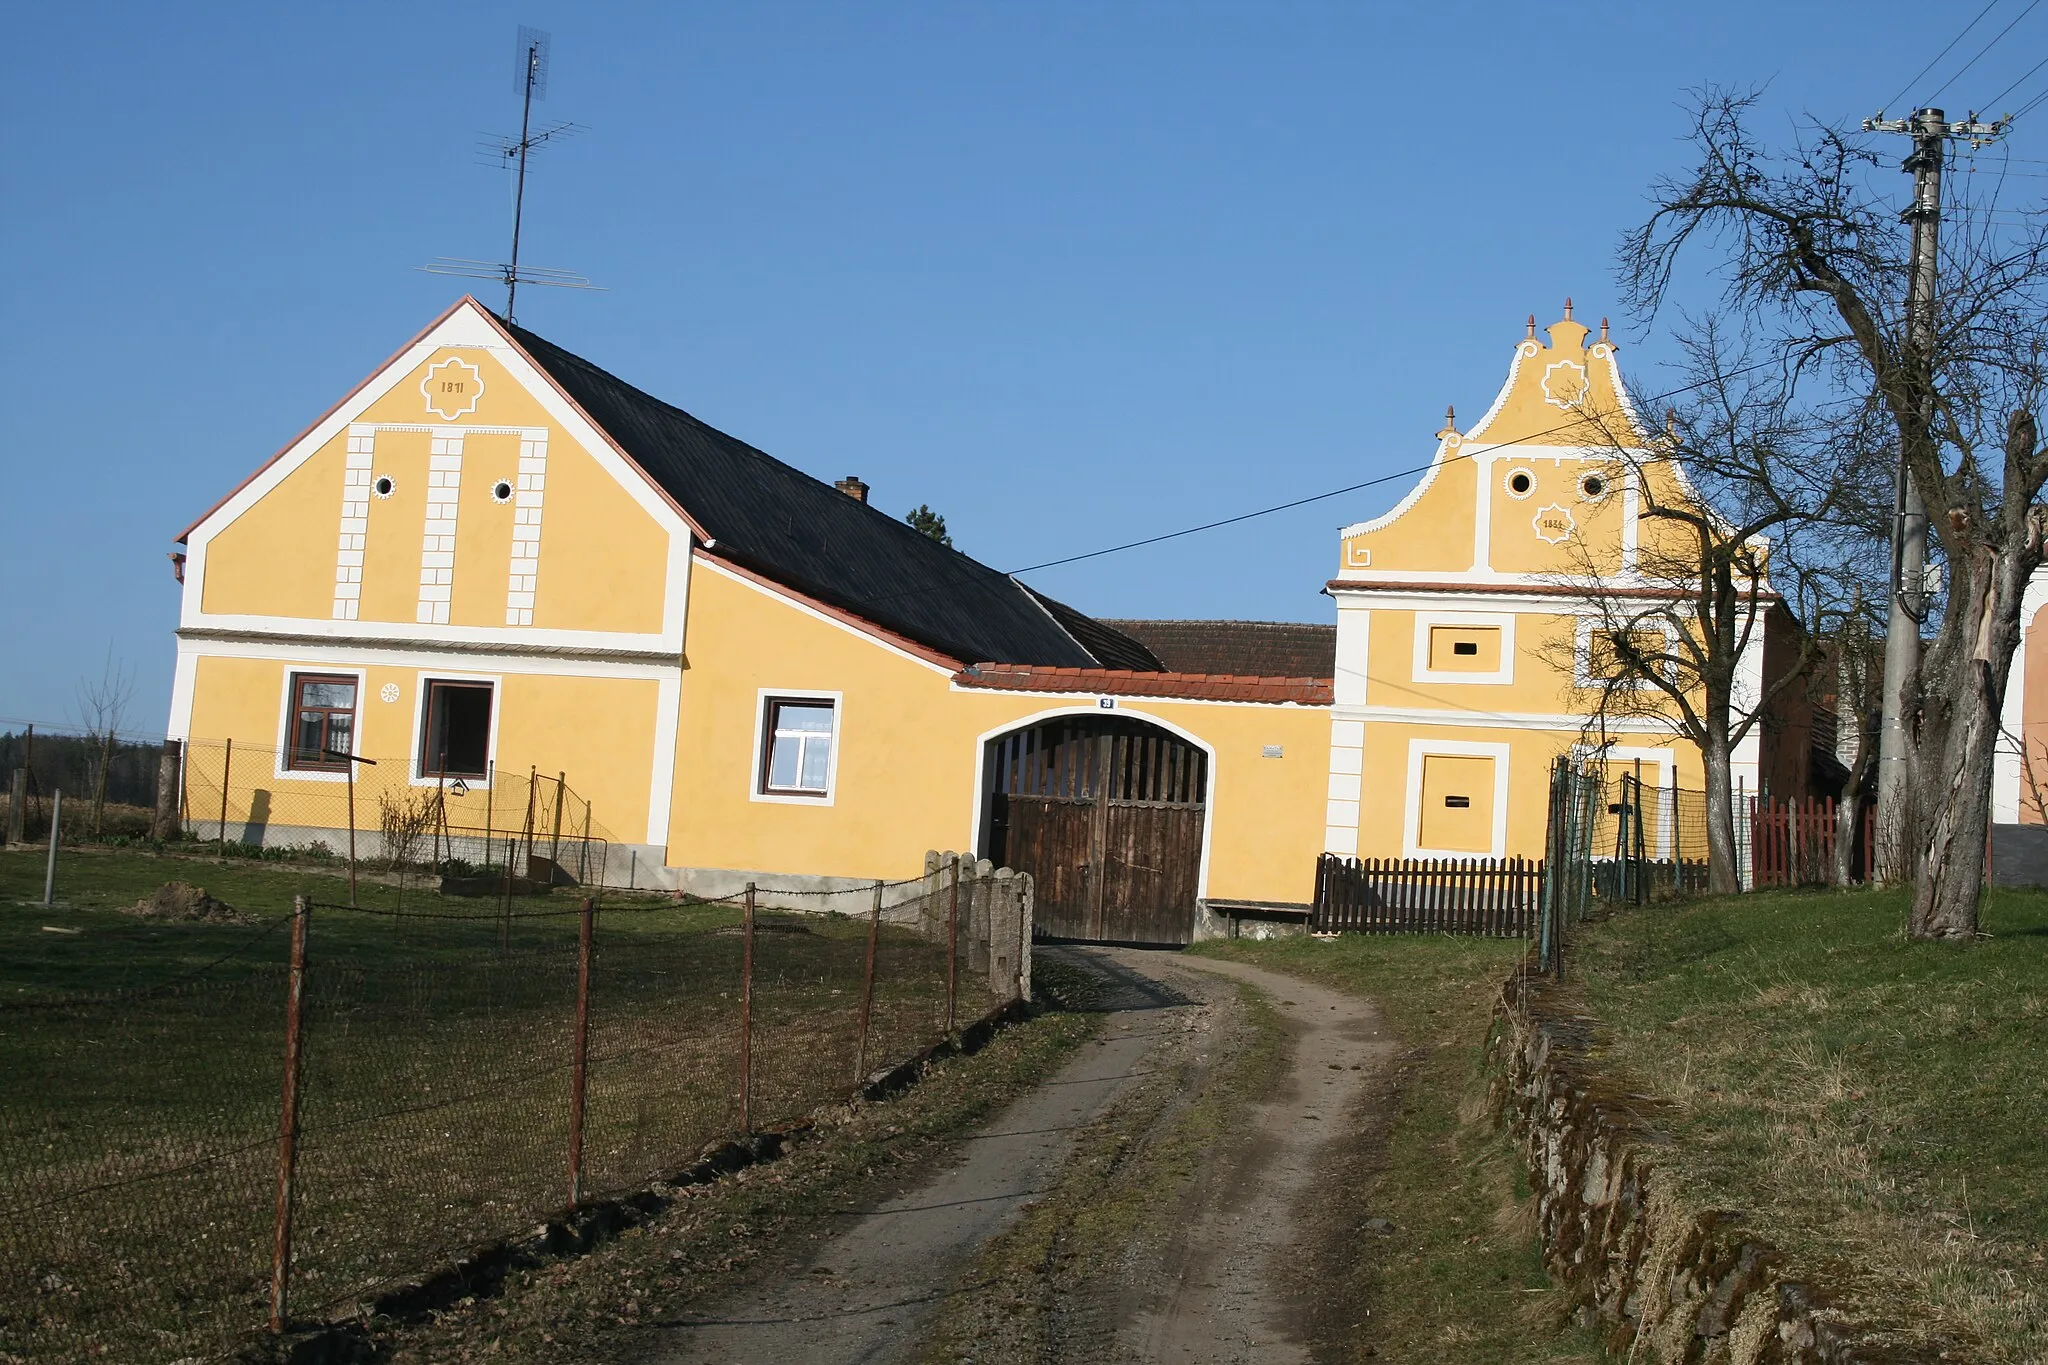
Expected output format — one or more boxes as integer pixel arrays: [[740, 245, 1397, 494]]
[[1907, 540, 2032, 938], [1702, 727, 1741, 894], [1833, 759, 1871, 886]]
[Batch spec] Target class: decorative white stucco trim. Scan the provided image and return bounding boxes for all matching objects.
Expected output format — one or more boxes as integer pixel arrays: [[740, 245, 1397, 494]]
[[1993, 569, 2048, 821], [504, 429, 548, 626], [1412, 611, 1518, 686], [1402, 737, 1512, 859], [331, 425, 376, 621], [416, 432, 464, 625]]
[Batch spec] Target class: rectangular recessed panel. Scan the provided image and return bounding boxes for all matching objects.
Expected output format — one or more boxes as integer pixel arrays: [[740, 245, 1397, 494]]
[[1419, 754, 1495, 852], [1428, 625, 1501, 673]]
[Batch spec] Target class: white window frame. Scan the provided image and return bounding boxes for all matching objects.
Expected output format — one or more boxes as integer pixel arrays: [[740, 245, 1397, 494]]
[[752, 688, 842, 805], [1403, 738, 1512, 859], [273, 666, 367, 784], [1574, 614, 1682, 691], [1412, 611, 1517, 685], [407, 670, 503, 787]]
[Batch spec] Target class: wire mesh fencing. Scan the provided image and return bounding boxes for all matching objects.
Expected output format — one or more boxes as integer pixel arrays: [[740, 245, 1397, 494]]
[[0, 855, 1032, 1362], [171, 737, 624, 892], [1535, 756, 1874, 972]]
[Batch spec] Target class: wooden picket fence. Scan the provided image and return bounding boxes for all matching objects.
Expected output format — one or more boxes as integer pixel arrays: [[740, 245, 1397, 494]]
[[1749, 795, 1873, 887], [1310, 854, 1541, 937]]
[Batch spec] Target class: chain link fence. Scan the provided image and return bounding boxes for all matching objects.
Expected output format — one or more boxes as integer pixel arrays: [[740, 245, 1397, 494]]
[[0, 856, 1031, 1363]]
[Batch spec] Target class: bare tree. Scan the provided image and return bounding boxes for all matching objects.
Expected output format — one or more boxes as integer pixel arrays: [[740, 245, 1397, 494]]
[[75, 648, 136, 838], [1547, 319, 1877, 892], [1621, 89, 2048, 938], [1826, 592, 1886, 886]]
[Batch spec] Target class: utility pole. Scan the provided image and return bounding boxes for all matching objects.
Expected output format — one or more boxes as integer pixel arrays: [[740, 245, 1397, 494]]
[[1863, 106, 2005, 881]]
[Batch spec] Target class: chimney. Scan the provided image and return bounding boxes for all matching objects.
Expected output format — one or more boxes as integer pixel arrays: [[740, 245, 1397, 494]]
[[834, 476, 869, 505]]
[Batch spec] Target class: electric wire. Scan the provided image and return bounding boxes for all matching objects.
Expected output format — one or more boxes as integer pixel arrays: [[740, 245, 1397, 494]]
[[1883, 0, 2005, 112], [1984, 51, 2048, 111], [1001, 351, 1793, 579], [1929, 0, 2046, 104]]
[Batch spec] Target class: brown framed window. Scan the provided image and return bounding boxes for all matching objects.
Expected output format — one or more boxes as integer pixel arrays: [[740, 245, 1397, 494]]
[[286, 674, 357, 771], [419, 680, 494, 779], [760, 698, 835, 795]]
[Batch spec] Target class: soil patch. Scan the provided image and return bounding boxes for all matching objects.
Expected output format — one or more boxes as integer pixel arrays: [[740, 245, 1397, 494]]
[[122, 880, 254, 924]]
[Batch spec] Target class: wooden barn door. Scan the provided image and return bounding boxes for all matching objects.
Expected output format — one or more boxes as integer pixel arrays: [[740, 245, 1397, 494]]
[[985, 717, 1207, 945]]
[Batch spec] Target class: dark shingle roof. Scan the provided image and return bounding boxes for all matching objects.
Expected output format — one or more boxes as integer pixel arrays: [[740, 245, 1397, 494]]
[[510, 323, 1157, 669], [1101, 620, 1336, 680]]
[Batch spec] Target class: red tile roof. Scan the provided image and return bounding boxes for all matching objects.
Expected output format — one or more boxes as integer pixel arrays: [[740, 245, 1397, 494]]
[[1100, 619, 1335, 679], [956, 664, 1332, 705]]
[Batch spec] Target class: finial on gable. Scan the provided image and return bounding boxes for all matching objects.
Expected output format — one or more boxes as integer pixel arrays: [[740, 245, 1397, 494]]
[[1600, 317, 1610, 343], [1438, 404, 1460, 439], [1526, 314, 1537, 340], [1563, 297, 1574, 321]]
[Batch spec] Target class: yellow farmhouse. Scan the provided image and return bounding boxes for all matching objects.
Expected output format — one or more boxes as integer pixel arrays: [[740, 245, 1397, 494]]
[[168, 298, 1817, 940], [1322, 304, 1821, 868]]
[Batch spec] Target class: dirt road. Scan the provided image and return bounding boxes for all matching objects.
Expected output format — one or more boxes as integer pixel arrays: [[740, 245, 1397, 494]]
[[648, 945, 1392, 1364]]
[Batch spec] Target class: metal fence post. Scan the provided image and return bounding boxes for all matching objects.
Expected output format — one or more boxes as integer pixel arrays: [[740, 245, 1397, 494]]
[[568, 896, 593, 1206], [854, 879, 881, 1087], [269, 895, 311, 1333], [739, 883, 755, 1132], [550, 772, 566, 869], [42, 789, 62, 907], [345, 753, 358, 907], [946, 856, 961, 1034], [218, 738, 233, 859]]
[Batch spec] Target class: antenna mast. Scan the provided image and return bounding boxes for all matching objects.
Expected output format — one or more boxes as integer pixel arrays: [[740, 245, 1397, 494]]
[[420, 25, 601, 323], [507, 26, 546, 322]]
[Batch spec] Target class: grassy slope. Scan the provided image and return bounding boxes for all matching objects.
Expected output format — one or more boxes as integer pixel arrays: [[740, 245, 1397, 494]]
[[1570, 887, 2048, 1360], [1193, 934, 1601, 1364]]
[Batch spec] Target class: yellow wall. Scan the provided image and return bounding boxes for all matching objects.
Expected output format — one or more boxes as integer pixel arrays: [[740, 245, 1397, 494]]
[[183, 653, 661, 843], [666, 561, 1331, 902], [1351, 718, 1700, 862], [198, 343, 671, 635]]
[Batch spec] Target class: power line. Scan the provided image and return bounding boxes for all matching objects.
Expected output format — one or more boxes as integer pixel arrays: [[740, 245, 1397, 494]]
[[1984, 51, 2048, 110], [1929, 0, 2047, 104], [1004, 353, 1793, 579], [1883, 0, 2004, 112]]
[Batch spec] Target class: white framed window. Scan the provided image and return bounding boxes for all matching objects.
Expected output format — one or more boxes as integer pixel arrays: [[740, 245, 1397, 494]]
[[753, 690, 841, 803], [273, 665, 367, 784], [1574, 615, 1682, 691], [406, 671, 502, 786]]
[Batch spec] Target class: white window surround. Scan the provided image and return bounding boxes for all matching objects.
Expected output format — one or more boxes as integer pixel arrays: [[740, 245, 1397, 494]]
[[272, 666, 368, 784], [1574, 615, 1682, 691], [1403, 738, 1512, 860], [751, 688, 843, 806], [1503, 465, 1537, 500], [405, 670, 504, 787], [1411, 611, 1517, 686]]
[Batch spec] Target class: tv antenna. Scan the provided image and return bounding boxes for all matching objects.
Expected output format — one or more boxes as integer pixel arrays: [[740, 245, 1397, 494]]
[[421, 26, 602, 324]]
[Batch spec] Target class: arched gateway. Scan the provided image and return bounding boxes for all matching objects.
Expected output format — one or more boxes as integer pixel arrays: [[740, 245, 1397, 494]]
[[980, 715, 1210, 945]]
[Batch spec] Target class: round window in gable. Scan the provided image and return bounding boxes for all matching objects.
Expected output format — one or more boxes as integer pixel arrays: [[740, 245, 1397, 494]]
[[1579, 472, 1609, 501], [372, 475, 396, 499], [1504, 467, 1535, 500], [491, 480, 514, 504]]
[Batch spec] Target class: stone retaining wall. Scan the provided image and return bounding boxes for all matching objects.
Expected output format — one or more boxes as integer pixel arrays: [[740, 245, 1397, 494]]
[[1488, 968, 1948, 1364]]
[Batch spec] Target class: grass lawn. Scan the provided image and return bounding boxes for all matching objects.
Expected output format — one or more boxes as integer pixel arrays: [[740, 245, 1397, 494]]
[[1570, 886, 2048, 1361], [1192, 933, 1603, 1364], [0, 847, 981, 1365]]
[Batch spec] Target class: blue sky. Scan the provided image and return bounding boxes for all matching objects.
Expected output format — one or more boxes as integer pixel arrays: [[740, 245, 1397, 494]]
[[4, 1, 2043, 731]]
